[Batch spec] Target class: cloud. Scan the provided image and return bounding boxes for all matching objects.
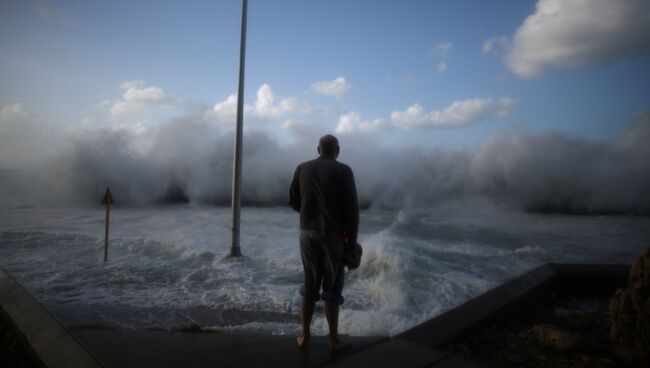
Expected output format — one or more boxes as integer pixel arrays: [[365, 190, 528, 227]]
[[310, 76, 349, 98], [503, 0, 650, 78], [254, 84, 306, 117], [204, 84, 310, 124], [431, 43, 452, 73], [335, 112, 386, 134], [205, 94, 238, 123], [431, 43, 453, 57], [482, 36, 509, 56], [336, 97, 515, 133], [390, 97, 515, 130], [110, 81, 176, 116]]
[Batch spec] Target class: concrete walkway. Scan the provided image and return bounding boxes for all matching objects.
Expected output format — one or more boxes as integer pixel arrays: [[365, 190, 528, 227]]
[[70, 328, 479, 368], [8, 263, 626, 367]]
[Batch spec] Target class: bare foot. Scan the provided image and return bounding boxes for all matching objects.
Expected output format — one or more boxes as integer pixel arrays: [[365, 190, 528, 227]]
[[297, 331, 310, 349], [329, 337, 348, 352]]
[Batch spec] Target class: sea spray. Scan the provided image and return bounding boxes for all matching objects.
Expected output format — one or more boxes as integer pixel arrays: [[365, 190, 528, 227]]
[[1, 115, 649, 214]]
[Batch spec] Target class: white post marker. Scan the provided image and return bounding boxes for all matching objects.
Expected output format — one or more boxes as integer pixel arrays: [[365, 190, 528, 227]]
[[229, 0, 247, 258], [101, 187, 113, 262]]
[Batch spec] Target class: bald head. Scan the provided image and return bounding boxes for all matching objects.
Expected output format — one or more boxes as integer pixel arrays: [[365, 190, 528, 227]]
[[318, 134, 340, 158]]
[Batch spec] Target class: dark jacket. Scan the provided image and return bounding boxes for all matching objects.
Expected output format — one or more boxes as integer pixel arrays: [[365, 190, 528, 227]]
[[289, 156, 359, 243]]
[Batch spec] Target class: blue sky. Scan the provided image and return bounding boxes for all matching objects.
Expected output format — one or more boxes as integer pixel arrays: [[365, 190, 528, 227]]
[[1, 0, 649, 153]]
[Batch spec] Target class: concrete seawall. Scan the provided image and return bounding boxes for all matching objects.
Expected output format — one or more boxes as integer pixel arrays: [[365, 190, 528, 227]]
[[0, 269, 103, 368], [396, 263, 628, 350]]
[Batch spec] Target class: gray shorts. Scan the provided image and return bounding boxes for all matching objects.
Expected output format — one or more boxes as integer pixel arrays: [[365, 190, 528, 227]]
[[299, 230, 345, 305]]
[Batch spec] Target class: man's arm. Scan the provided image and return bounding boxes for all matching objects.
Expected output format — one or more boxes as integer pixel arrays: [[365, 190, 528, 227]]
[[289, 166, 301, 212], [342, 166, 359, 244]]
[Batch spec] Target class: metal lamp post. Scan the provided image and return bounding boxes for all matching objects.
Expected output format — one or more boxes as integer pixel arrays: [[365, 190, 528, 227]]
[[229, 0, 247, 257]]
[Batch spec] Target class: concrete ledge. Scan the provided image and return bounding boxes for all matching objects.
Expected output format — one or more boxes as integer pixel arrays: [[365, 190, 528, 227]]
[[321, 339, 448, 368], [0, 267, 104, 368], [71, 328, 387, 368], [395, 263, 629, 350]]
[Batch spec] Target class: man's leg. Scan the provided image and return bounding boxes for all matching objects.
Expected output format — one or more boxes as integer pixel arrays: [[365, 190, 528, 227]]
[[298, 232, 321, 348], [322, 237, 345, 351], [298, 295, 315, 348], [325, 301, 340, 351]]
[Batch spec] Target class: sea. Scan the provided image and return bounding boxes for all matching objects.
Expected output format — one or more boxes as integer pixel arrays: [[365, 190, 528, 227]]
[[0, 204, 648, 336]]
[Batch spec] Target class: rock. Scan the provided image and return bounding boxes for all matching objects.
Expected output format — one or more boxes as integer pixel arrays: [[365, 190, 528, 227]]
[[532, 324, 583, 351], [594, 358, 617, 368], [609, 247, 650, 367], [159, 183, 191, 204]]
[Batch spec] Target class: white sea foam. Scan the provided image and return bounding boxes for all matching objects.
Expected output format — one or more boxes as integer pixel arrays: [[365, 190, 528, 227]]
[[0, 206, 648, 336]]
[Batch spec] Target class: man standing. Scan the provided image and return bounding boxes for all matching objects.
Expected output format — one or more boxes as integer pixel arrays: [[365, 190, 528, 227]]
[[289, 134, 359, 351]]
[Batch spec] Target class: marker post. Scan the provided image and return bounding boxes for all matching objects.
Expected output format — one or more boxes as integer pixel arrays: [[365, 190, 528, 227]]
[[101, 187, 113, 262]]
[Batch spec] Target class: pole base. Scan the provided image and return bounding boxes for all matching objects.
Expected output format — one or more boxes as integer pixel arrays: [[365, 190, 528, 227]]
[[227, 246, 243, 257], [221, 251, 248, 263]]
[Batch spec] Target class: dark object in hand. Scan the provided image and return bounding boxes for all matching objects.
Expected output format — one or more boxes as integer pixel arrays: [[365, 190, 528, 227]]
[[344, 242, 363, 270]]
